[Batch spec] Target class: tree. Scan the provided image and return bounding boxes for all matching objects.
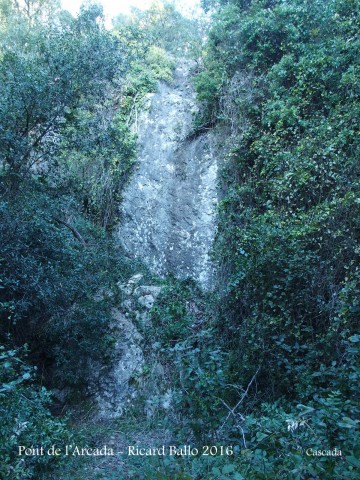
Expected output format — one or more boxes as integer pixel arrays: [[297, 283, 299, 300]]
[[0, 2, 124, 179]]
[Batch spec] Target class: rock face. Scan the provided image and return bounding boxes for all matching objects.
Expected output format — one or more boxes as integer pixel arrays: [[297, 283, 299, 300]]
[[118, 62, 218, 289], [95, 274, 165, 419], [97, 62, 219, 419], [96, 307, 144, 418]]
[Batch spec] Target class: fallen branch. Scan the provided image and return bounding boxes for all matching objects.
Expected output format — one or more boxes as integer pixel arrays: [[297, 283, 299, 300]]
[[219, 366, 261, 439]]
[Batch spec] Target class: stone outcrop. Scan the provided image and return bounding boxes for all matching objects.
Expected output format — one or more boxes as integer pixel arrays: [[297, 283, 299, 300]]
[[96, 307, 144, 418], [118, 61, 218, 290], [97, 61, 219, 418], [95, 274, 168, 419]]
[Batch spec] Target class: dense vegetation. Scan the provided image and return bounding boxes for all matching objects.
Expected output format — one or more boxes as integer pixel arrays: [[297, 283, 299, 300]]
[[0, 1, 185, 478], [190, 0, 359, 477], [0, 0, 359, 479]]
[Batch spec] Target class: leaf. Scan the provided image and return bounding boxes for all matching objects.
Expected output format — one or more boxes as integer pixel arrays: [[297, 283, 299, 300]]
[[256, 432, 268, 441], [349, 335, 360, 343], [222, 464, 236, 474], [296, 404, 315, 415], [338, 417, 359, 428], [233, 474, 245, 480], [241, 449, 252, 456]]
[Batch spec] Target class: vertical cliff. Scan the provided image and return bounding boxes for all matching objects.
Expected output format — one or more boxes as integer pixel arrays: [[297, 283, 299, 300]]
[[118, 62, 218, 289]]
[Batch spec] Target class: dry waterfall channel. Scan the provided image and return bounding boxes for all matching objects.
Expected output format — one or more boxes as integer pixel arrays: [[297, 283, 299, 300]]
[[95, 62, 218, 420], [119, 61, 218, 290]]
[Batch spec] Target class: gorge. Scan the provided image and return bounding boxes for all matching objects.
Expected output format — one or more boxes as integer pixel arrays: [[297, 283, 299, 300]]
[[1, 1, 358, 479]]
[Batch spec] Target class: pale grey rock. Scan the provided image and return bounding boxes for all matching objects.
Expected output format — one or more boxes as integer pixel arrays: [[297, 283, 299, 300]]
[[118, 61, 218, 290], [117, 283, 133, 295], [128, 273, 143, 285], [121, 298, 133, 310], [96, 58, 220, 419], [135, 310, 151, 327], [138, 294, 155, 309], [161, 389, 173, 410], [96, 309, 144, 419], [134, 285, 162, 298]]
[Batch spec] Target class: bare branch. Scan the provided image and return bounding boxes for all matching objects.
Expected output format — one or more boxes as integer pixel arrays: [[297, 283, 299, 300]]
[[219, 366, 260, 437], [54, 218, 86, 246]]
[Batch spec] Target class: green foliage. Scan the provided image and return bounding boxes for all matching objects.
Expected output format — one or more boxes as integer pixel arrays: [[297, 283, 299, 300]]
[[193, 68, 222, 130], [0, 0, 155, 397], [121, 45, 175, 102], [58, 105, 137, 230], [225, 395, 360, 480], [197, 0, 360, 391], [113, 1, 201, 56], [1, 0, 359, 479], [193, 0, 360, 477], [149, 280, 229, 439], [0, 2, 183, 477], [0, 345, 73, 480], [147, 45, 175, 83], [0, 3, 125, 178], [150, 281, 196, 344], [0, 184, 130, 389]]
